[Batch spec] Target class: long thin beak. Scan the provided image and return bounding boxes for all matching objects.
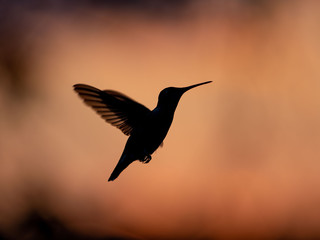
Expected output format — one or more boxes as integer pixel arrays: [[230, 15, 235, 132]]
[[181, 81, 212, 93]]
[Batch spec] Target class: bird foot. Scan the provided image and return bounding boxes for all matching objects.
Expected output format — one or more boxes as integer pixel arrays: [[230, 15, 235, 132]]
[[142, 155, 152, 164]]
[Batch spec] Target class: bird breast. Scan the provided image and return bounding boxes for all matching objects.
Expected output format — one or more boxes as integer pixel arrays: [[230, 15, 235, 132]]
[[131, 108, 174, 154]]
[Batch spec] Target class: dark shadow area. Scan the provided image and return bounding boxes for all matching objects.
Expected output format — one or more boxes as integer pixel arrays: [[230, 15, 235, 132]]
[[0, 0, 192, 15], [0, 2, 35, 100], [1, 209, 318, 240], [1, 210, 134, 240]]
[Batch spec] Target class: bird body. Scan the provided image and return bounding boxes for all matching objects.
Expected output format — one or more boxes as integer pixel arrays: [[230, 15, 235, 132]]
[[73, 81, 211, 181]]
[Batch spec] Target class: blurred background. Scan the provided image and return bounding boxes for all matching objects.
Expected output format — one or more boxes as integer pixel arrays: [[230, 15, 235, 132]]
[[1, 0, 320, 239]]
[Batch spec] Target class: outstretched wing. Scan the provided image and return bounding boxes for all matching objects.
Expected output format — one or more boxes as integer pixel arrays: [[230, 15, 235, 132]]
[[73, 84, 151, 135]]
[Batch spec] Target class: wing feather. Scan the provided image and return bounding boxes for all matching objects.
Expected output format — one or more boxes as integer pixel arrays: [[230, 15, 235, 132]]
[[73, 84, 151, 136]]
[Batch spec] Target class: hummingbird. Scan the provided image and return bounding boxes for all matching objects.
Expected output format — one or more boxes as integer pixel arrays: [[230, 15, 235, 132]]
[[73, 81, 212, 181]]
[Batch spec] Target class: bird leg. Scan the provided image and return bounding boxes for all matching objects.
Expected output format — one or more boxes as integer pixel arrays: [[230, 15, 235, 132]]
[[140, 155, 152, 164], [144, 155, 151, 163]]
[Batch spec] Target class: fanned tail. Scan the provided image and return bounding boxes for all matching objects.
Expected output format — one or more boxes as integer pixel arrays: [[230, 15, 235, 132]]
[[108, 154, 134, 181]]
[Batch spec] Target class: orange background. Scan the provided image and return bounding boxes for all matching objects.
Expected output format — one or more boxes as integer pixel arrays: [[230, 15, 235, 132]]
[[0, 1, 320, 239]]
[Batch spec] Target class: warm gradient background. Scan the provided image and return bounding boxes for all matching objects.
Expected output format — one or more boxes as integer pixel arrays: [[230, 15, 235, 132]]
[[1, 1, 320, 239]]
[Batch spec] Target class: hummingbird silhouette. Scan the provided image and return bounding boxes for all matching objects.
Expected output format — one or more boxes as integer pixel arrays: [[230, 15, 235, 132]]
[[73, 81, 212, 181]]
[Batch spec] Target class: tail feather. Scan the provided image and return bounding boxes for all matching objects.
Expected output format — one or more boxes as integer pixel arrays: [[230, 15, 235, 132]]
[[108, 154, 133, 181]]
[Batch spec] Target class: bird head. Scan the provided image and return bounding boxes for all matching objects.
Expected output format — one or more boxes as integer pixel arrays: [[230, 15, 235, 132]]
[[156, 81, 212, 111]]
